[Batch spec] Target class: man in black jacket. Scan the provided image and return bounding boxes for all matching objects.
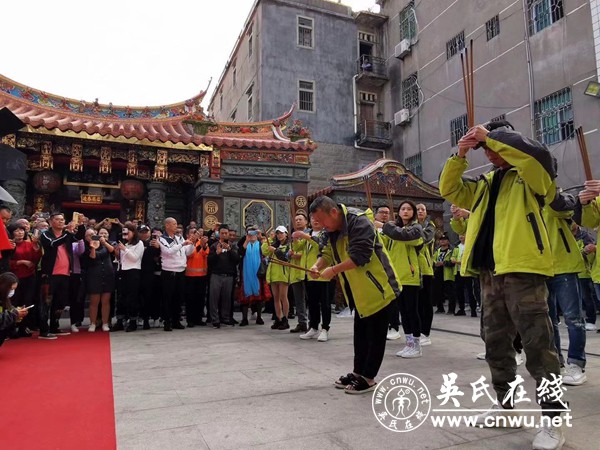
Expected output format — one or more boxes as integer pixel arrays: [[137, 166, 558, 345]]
[[208, 225, 240, 328], [139, 225, 162, 329], [39, 212, 86, 339]]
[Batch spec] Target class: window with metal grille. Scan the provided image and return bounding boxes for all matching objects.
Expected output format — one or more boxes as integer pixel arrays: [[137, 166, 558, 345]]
[[446, 31, 465, 60], [486, 15, 500, 40], [528, 0, 564, 35], [298, 16, 314, 48], [404, 153, 422, 178], [399, 1, 416, 42], [450, 114, 468, 147], [534, 87, 573, 145], [299, 80, 315, 112], [401, 73, 419, 110]]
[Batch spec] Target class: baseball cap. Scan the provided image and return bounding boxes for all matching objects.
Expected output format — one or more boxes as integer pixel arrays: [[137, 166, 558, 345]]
[[138, 225, 150, 232], [439, 232, 450, 241], [275, 225, 288, 234]]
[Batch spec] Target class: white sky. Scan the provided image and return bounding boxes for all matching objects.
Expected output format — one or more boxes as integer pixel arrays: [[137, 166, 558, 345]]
[[2, 0, 377, 109]]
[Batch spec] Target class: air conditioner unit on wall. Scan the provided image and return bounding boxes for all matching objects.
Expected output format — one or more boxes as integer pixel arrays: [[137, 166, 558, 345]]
[[394, 109, 410, 126], [394, 39, 411, 60]]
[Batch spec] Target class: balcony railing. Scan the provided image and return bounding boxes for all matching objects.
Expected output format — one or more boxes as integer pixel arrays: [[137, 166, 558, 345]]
[[356, 55, 388, 87], [357, 120, 392, 149]]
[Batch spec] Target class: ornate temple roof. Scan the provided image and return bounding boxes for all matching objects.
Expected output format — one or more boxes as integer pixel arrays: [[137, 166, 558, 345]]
[[0, 74, 315, 151], [309, 158, 442, 201]]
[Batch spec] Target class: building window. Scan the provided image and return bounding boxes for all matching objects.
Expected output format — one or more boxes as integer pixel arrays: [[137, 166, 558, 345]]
[[534, 87, 573, 145], [486, 15, 500, 40], [450, 114, 468, 147], [401, 72, 419, 110], [404, 153, 422, 178], [446, 31, 465, 60], [246, 85, 253, 122], [248, 34, 253, 57], [399, 0, 417, 42], [528, 0, 564, 35], [297, 16, 314, 48], [298, 80, 315, 112], [231, 109, 237, 122]]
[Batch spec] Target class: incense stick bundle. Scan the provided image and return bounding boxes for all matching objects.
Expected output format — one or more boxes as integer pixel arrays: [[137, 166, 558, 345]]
[[270, 257, 315, 273], [576, 127, 593, 181], [364, 176, 373, 210], [460, 40, 475, 128]]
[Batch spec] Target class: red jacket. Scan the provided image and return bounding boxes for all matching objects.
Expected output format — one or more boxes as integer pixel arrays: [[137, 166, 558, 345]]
[[10, 241, 42, 279]]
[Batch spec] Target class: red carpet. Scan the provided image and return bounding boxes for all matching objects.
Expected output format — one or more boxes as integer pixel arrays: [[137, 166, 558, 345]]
[[1, 332, 117, 450]]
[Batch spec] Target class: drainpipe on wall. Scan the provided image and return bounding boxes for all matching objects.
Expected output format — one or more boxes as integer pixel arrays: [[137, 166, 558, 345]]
[[353, 74, 386, 159]]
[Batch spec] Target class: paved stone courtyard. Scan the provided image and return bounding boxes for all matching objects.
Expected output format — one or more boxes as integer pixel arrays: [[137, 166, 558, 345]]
[[110, 313, 600, 450]]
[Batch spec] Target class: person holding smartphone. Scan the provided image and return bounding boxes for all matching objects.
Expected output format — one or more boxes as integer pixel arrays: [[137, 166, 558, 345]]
[[115, 223, 144, 332], [0, 272, 28, 347], [82, 228, 114, 332], [8, 224, 41, 337]]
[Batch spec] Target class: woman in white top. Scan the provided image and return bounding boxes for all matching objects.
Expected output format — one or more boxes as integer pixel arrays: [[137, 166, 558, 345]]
[[114, 222, 144, 332]]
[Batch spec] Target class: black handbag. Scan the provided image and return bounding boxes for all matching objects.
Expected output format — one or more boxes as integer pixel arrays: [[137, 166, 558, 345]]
[[257, 259, 267, 277]]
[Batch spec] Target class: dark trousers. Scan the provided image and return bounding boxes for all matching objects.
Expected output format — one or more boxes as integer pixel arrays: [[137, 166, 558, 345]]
[[399, 285, 421, 337], [140, 271, 161, 320], [433, 269, 455, 311], [463, 276, 479, 316], [118, 269, 141, 320], [39, 275, 70, 333], [453, 274, 467, 312], [419, 275, 434, 336], [13, 274, 36, 331], [389, 295, 401, 331], [353, 302, 391, 380], [580, 278, 597, 324], [209, 274, 234, 324], [69, 273, 85, 325], [161, 270, 185, 324], [306, 281, 331, 330], [186, 276, 207, 325]]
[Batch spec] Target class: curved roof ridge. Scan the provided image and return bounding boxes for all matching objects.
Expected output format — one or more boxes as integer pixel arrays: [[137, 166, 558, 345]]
[[0, 73, 208, 120]]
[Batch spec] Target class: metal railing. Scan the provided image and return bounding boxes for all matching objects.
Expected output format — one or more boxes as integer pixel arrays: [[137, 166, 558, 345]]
[[359, 120, 392, 142], [356, 55, 388, 78]]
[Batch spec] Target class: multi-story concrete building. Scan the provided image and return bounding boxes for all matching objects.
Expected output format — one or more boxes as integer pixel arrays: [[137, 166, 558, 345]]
[[208, 0, 391, 191], [375, 0, 600, 191]]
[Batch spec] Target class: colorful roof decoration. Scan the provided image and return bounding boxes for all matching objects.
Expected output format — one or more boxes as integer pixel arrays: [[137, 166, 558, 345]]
[[0, 73, 316, 151], [309, 158, 441, 200]]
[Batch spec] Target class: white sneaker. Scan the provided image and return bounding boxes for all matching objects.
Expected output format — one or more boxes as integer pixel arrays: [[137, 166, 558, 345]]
[[516, 353, 524, 366], [472, 404, 522, 428], [300, 328, 320, 340], [88, 324, 96, 332], [396, 343, 412, 357], [420, 335, 431, 346], [562, 363, 587, 386], [477, 352, 487, 360], [337, 307, 353, 318], [585, 323, 597, 331], [401, 340, 422, 358], [102, 324, 110, 332], [386, 329, 402, 340], [317, 329, 329, 342], [70, 324, 79, 333], [532, 424, 565, 450]]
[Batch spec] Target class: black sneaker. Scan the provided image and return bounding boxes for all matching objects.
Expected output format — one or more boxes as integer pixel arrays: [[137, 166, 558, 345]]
[[187, 322, 196, 328], [164, 322, 173, 332], [125, 320, 137, 332], [239, 319, 249, 327], [278, 317, 290, 330], [143, 320, 151, 330], [256, 317, 264, 325], [50, 329, 71, 336], [290, 323, 307, 333], [271, 319, 281, 330], [454, 310, 466, 316], [172, 322, 185, 330], [213, 322, 221, 329], [38, 332, 57, 340], [111, 320, 125, 332], [197, 321, 207, 326]]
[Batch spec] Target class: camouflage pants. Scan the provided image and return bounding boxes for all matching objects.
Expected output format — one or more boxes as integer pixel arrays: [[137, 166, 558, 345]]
[[480, 270, 565, 415]]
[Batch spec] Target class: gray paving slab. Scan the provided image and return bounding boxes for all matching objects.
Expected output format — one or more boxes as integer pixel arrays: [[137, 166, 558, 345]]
[[111, 312, 600, 450]]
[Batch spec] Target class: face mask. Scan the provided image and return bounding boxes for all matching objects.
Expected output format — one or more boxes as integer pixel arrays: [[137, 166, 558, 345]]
[[8, 290, 15, 298]]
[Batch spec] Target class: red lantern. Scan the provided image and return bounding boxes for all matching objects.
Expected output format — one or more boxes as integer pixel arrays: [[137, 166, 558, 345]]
[[33, 171, 61, 194], [120, 179, 145, 200]]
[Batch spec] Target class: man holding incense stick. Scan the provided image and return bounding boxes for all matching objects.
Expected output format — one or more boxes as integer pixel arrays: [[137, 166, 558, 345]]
[[440, 122, 567, 450], [308, 196, 400, 394]]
